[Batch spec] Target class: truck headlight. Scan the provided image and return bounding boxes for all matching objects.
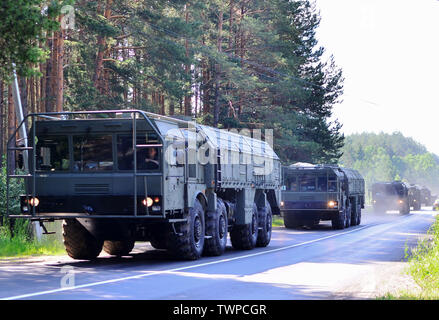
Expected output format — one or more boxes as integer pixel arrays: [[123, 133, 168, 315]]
[[28, 197, 39, 207], [280, 201, 285, 207], [328, 200, 338, 208], [142, 197, 153, 207]]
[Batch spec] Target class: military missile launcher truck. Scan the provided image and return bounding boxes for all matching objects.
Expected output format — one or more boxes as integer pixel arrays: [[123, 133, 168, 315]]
[[371, 181, 410, 214], [408, 184, 422, 211], [280, 164, 365, 230], [6, 110, 281, 260]]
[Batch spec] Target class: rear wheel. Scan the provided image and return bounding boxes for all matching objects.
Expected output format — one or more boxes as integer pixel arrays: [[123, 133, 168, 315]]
[[203, 198, 228, 256], [356, 204, 362, 225], [345, 202, 352, 228], [256, 201, 272, 247], [351, 202, 358, 226], [230, 204, 258, 250], [103, 240, 135, 256], [149, 233, 168, 250], [62, 219, 103, 260], [167, 198, 205, 260]]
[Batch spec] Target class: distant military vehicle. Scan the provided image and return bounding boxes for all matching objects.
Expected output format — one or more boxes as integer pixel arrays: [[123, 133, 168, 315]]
[[371, 181, 410, 214], [280, 164, 365, 230], [408, 184, 422, 210], [6, 110, 281, 260], [420, 187, 433, 206]]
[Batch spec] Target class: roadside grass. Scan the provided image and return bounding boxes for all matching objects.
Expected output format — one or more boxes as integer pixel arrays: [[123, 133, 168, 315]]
[[272, 215, 284, 227], [0, 221, 65, 259], [380, 215, 439, 300]]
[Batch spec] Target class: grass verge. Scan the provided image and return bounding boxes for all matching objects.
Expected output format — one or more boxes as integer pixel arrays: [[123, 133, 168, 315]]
[[381, 215, 439, 299], [272, 215, 284, 227], [0, 221, 65, 259]]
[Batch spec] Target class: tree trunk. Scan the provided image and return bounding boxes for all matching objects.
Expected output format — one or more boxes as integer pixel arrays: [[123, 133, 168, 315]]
[[55, 17, 64, 112], [7, 86, 15, 175], [45, 36, 54, 112], [0, 80, 4, 166], [184, 4, 191, 116], [94, 0, 113, 91], [213, 11, 223, 127]]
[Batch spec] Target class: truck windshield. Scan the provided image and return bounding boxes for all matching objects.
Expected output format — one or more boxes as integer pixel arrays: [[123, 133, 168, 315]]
[[328, 176, 337, 192], [73, 135, 113, 171], [300, 175, 316, 191], [117, 134, 161, 171], [373, 184, 397, 196], [35, 135, 69, 171], [286, 176, 298, 191]]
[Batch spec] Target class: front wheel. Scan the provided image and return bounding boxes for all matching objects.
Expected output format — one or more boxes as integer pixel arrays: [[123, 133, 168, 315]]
[[168, 198, 205, 260], [332, 207, 346, 230], [62, 219, 103, 260], [283, 213, 303, 229]]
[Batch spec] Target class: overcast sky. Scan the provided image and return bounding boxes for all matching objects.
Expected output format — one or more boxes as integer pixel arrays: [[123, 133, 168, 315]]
[[314, 0, 439, 154]]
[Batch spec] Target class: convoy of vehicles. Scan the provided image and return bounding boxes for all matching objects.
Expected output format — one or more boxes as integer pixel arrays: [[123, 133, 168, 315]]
[[279, 164, 365, 230], [5, 106, 436, 260], [371, 181, 410, 214]]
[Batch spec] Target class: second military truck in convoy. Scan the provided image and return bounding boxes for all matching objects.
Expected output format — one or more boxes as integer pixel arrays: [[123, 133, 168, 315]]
[[371, 181, 410, 214], [6, 110, 281, 260], [408, 184, 422, 211], [280, 164, 365, 230]]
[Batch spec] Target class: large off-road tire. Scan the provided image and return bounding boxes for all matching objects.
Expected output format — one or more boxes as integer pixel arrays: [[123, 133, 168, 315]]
[[62, 219, 103, 260], [168, 199, 205, 260], [103, 240, 135, 256], [256, 201, 272, 247], [400, 202, 410, 215], [345, 202, 352, 228], [203, 198, 228, 256], [351, 202, 358, 226], [149, 225, 169, 250], [356, 204, 362, 226], [230, 204, 259, 250], [283, 213, 303, 229], [150, 234, 168, 250], [332, 207, 347, 230]]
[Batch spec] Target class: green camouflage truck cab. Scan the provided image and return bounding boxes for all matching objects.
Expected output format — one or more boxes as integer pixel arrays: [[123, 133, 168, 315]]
[[7, 110, 281, 260], [280, 164, 365, 230], [371, 181, 410, 214]]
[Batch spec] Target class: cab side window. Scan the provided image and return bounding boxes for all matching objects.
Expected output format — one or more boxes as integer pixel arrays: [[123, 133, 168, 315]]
[[328, 176, 337, 192]]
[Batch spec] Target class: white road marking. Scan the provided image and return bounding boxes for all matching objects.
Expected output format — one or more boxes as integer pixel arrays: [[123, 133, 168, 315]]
[[2, 215, 419, 300]]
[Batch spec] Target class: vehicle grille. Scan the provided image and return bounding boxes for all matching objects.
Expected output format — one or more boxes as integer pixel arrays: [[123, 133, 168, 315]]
[[74, 184, 110, 194]]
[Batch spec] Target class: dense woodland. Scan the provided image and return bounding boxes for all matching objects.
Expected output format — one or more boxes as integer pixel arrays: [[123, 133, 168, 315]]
[[0, 0, 345, 169], [340, 132, 439, 196]]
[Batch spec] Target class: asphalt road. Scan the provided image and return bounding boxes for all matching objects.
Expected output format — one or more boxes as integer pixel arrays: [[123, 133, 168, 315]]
[[0, 207, 436, 300]]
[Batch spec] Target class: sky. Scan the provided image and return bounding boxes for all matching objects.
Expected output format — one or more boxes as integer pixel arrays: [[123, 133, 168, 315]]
[[314, 0, 439, 154]]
